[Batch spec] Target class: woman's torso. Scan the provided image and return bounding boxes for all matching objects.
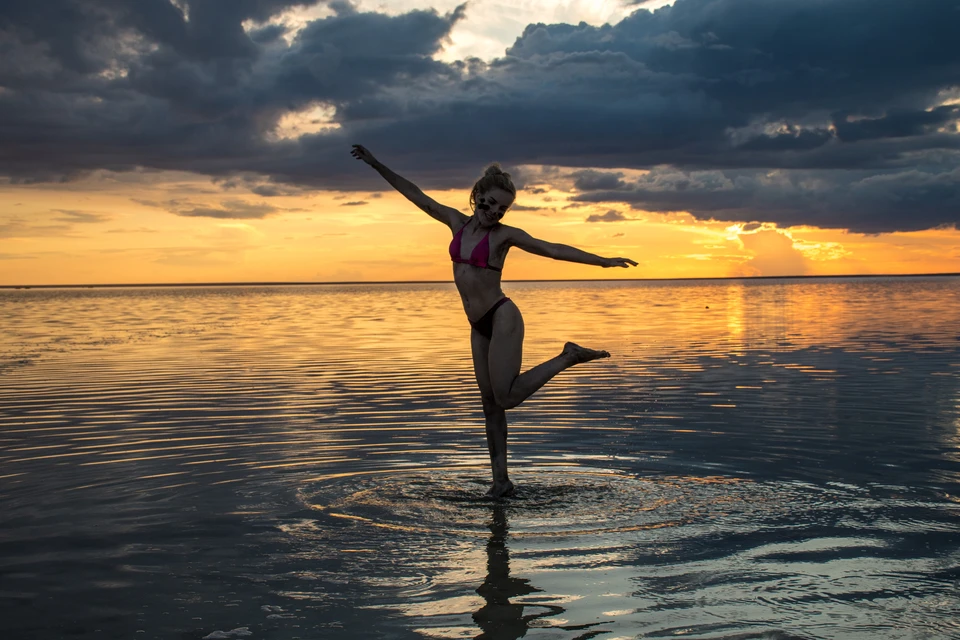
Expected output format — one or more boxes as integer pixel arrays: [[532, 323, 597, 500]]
[[450, 217, 510, 321]]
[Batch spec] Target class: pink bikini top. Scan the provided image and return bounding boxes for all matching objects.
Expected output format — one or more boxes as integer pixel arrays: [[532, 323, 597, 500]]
[[449, 218, 502, 272]]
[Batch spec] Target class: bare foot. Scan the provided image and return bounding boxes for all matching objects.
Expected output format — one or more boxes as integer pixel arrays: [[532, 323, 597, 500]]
[[485, 479, 515, 499], [562, 341, 610, 364]]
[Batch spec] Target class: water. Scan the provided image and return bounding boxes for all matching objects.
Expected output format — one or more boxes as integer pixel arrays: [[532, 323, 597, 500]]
[[1, 277, 958, 639]]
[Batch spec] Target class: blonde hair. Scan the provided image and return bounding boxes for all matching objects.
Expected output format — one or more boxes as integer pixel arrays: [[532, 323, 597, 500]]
[[469, 162, 517, 212]]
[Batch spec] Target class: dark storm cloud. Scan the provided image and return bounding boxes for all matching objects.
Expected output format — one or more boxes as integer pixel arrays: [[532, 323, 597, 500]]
[[833, 106, 960, 143], [572, 165, 960, 233], [250, 184, 288, 196], [572, 169, 628, 191], [248, 23, 288, 45], [735, 127, 834, 152], [0, 0, 959, 233], [0, 0, 467, 180]]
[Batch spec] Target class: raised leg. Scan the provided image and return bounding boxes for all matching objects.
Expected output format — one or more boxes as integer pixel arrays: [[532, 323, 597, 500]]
[[488, 302, 609, 411], [469, 300, 611, 498]]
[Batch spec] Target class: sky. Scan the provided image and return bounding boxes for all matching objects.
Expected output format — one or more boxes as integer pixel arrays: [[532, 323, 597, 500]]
[[1, 0, 959, 285]]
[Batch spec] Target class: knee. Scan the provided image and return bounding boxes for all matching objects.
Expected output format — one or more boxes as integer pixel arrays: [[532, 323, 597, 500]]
[[492, 388, 518, 411], [481, 394, 502, 416]]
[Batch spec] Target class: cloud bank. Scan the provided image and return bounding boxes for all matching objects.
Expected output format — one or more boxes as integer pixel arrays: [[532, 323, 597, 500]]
[[0, 0, 958, 232]]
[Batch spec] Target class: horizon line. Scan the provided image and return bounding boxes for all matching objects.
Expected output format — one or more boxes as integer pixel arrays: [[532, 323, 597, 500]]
[[2, 272, 959, 289]]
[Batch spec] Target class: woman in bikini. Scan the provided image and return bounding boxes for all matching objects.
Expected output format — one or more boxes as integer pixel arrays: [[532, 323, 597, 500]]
[[351, 144, 638, 498]]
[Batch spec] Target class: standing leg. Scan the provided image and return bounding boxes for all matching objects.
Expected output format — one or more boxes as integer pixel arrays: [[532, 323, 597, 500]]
[[470, 327, 514, 498], [488, 301, 610, 412]]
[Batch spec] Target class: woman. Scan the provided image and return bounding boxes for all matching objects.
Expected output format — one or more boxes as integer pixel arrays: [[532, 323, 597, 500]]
[[351, 144, 638, 498]]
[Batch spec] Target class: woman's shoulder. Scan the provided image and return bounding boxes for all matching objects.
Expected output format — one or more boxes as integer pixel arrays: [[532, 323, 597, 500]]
[[450, 212, 472, 234], [497, 222, 530, 242]]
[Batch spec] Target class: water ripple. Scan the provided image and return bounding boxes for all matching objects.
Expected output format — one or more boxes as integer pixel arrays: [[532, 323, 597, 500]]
[[1, 279, 959, 639]]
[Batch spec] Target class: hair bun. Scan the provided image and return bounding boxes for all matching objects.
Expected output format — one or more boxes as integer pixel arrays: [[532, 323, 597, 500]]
[[484, 163, 510, 179]]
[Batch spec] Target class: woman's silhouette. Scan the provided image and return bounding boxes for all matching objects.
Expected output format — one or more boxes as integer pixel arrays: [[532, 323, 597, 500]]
[[351, 145, 637, 497], [473, 505, 564, 639]]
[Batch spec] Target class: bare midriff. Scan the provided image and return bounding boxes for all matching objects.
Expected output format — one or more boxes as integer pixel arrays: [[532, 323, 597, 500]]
[[453, 263, 506, 322]]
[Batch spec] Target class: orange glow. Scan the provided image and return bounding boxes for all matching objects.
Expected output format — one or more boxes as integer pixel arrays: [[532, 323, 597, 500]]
[[1, 169, 958, 285]]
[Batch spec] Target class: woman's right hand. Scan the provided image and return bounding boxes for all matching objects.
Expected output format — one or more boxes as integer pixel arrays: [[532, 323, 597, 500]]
[[602, 257, 639, 268], [351, 144, 378, 166]]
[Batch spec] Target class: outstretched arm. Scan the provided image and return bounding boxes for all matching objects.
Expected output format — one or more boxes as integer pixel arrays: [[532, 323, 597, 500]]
[[509, 228, 638, 268], [351, 144, 464, 229]]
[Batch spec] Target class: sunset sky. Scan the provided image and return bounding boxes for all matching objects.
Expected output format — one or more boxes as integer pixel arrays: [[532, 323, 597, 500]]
[[1, 0, 958, 285]]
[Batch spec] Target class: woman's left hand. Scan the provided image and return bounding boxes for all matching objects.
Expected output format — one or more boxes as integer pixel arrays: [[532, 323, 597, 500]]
[[602, 257, 639, 268]]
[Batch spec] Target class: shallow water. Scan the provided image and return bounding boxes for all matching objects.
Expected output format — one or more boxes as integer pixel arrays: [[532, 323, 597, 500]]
[[1, 277, 958, 639]]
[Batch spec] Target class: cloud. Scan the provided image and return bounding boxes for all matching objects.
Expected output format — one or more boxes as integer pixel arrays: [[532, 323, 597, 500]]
[[572, 165, 960, 233], [131, 198, 165, 208], [586, 209, 627, 222], [106, 227, 159, 234], [734, 127, 834, 152], [250, 184, 294, 196], [0, 0, 959, 233], [134, 197, 282, 219], [833, 106, 960, 143], [213, 172, 313, 196], [1, 209, 110, 238], [0, 216, 77, 238], [572, 169, 627, 191], [52, 210, 112, 224], [737, 229, 809, 277], [176, 200, 279, 219], [339, 200, 367, 206], [130, 198, 288, 220], [0, 0, 469, 178]]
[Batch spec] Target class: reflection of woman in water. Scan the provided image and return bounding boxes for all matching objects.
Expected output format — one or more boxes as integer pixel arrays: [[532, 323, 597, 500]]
[[352, 145, 638, 498], [474, 505, 564, 639]]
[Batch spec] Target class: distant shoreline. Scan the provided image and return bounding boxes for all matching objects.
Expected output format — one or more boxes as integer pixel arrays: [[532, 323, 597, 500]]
[[2, 273, 958, 289]]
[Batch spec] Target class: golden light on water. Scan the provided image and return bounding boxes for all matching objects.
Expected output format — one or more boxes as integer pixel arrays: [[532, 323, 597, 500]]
[[1, 264, 883, 493], [2, 279, 958, 637]]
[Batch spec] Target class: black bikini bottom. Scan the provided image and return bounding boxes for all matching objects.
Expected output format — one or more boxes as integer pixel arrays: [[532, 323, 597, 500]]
[[470, 297, 511, 340]]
